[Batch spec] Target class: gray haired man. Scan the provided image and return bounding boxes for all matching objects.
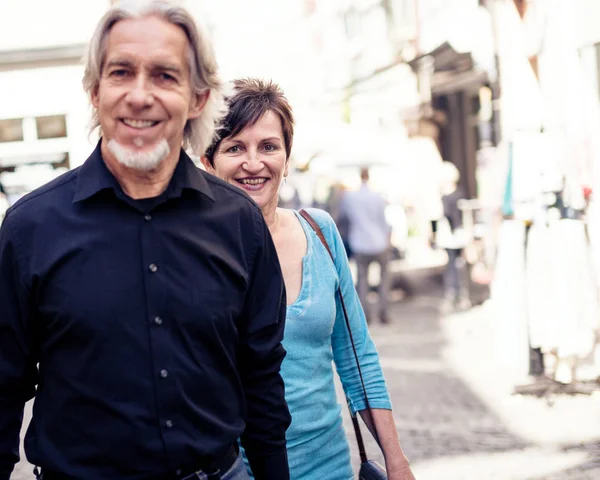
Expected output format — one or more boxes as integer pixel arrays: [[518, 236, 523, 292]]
[[0, 1, 290, 479]]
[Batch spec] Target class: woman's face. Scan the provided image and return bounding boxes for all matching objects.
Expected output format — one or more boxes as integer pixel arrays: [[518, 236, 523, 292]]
[[206, 110, 288, 214]]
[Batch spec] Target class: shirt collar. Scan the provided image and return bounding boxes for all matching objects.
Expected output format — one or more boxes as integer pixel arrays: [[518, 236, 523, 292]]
[[73, 140, 215, 204]]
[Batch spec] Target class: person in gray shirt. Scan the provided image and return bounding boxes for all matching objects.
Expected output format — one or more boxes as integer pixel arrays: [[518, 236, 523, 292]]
[[340, 167, 392, 324]]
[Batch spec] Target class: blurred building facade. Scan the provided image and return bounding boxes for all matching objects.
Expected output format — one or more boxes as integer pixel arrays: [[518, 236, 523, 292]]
[[0, 0, 321, 200], [301, 0, 600, 206], [301, 0, 420, 143], [409, 0, 498, 201], [0, 0, 114, 189], [2, 0, 599, 208], [299, 0, 499, 202], [0, 0, 111, 199]]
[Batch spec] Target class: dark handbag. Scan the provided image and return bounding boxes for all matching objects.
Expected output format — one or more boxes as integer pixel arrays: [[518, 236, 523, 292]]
[[358, 460, 388, 480], [299, 210, 387, 480]]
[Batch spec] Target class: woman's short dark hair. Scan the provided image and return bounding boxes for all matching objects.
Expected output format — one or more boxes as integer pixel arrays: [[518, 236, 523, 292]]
[[205, 78, 294, 166]]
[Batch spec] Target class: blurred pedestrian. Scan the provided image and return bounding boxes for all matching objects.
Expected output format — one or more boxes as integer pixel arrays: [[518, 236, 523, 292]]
[[0, 3, 291, 479], [434, 161, 471, 311], [204, 78, 415, 480], [341, 167, 392, 325], [327, 182, 352, 258]]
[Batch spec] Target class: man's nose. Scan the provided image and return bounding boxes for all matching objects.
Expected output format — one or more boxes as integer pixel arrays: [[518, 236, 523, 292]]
[[126, 75, 154, 108]]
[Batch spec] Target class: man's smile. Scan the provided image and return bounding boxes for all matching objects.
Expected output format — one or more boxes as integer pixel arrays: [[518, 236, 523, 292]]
[[121, 118, 160, 129]]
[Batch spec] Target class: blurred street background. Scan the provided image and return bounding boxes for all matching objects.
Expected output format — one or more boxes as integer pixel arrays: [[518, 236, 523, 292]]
[[2, 0, 600, 478]]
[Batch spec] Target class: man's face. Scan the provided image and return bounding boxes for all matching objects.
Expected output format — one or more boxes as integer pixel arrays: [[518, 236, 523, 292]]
[[92, 15, 207, 169]]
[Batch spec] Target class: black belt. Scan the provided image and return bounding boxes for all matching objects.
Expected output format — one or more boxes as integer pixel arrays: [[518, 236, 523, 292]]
[[36, 444, 239, 480], [179, 444, 239, 480]]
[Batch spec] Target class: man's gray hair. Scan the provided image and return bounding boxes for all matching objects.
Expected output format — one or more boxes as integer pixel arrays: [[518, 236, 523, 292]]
[[82, 0, 226, 157]]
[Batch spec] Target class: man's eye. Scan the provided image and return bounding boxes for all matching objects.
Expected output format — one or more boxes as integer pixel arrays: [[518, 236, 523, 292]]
[[110, 69, 129, 77], [158, 73, 176, 82]]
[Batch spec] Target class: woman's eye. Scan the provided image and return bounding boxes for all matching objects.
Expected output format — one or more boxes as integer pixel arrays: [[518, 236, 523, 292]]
[[263, 144, 278, 152], [227, 145, 240, 153]]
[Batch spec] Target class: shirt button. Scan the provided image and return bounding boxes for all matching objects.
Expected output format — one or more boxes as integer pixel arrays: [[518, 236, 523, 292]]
[[160, 369, 169, 378], [149, 263, 158, 273], [144, 214, 152, 222], [154, 316, 163, 326], [165, 419, 173, 428]]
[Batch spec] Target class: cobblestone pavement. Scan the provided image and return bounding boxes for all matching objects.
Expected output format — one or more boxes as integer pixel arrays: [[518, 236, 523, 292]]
[[11, 279, 600, 479], [341, 279, 600, 480]]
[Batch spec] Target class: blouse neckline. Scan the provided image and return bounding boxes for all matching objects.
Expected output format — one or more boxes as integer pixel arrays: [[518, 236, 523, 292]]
[[286, 210, 313, 318]]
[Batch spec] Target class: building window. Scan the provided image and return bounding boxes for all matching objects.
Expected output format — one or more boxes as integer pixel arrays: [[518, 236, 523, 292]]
[[0, 118, 24, 143], [36, 115, 67, 140]]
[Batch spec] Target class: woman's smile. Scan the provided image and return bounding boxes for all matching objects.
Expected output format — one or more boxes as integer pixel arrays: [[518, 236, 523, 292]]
[[236, 176, 269, 191]]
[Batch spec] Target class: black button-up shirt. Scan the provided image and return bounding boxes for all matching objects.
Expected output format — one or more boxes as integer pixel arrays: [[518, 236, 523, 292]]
[[0, 144, 290, 479]]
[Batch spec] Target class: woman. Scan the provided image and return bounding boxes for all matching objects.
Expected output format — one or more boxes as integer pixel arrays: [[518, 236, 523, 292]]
[[203, 78, 415, 480]]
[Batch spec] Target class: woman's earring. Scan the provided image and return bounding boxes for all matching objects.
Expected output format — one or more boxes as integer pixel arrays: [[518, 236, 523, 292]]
[[284, 177, 288, 184]]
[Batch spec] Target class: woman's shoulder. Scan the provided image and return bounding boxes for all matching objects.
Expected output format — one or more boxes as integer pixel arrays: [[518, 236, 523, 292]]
[[297, 208, 344, 257], [278, 208, 299, 223], [297, 207, 336, 230]]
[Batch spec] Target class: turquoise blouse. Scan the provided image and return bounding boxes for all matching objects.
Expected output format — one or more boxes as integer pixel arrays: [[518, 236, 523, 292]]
[[244, 208, 392, 479]]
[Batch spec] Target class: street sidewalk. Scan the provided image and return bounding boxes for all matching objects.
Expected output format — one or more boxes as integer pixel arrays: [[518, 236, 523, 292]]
[[342, 278, 600, 480]]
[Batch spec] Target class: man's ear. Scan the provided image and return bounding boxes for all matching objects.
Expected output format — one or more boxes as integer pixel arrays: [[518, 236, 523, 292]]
[[189, 90, 210, 119], [91, 86, 100, 108], [200, 156, 214, 172]]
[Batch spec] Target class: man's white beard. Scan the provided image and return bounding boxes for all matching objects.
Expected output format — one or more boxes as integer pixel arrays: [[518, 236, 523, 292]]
[[107, 138, 171, 172]]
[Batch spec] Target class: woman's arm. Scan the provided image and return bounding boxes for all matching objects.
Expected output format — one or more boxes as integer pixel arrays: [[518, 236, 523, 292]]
[[317, 208, 391, 413], [304, 209, 415, 480], [359, 409, 415, 480]]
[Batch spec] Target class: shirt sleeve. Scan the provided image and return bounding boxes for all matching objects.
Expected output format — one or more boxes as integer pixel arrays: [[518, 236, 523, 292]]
[[309, 208, 392, 415], [0, 211, 38, 480], [238, 207, 291, 480], [379, 196, 392, 237]]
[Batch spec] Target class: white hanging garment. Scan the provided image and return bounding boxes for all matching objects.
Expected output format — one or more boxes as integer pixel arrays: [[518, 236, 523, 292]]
[[586, 198, 600, 292], [549, 219, 599, 358], [490, 220, 530, 379], [526, 222, 560, 352]]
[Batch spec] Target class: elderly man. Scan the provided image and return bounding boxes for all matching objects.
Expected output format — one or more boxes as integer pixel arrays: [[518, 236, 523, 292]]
[[0, 2, 290, 479]]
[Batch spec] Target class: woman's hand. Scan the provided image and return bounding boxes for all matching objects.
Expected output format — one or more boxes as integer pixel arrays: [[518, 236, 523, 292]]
[[358, 408, 416, 479], [387, 459, 416, 480]]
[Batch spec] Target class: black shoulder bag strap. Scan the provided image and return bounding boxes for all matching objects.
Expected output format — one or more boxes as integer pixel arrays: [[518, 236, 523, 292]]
[[299, 209, 380, 464]]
